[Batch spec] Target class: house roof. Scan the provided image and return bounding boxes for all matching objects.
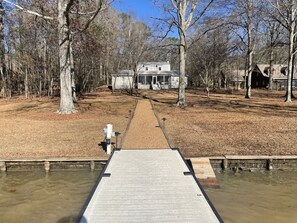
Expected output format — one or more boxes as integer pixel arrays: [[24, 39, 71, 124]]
[[113, 70, 181, 77], [112, 70, 134, 76], [138, 71, 171, 75], [138, 61, 170, 66], [255, 64, 269, 77], [255, 64, 297, 80], [138, 70, 180, 76]]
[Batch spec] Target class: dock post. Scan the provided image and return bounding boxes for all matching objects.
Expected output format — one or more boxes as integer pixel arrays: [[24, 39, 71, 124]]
[[222, 159, 228, 170], [267, 159, 273, 170], [90, 161, 95, 171], [44, 161, 50, 172], [0, 161, 6, 172]]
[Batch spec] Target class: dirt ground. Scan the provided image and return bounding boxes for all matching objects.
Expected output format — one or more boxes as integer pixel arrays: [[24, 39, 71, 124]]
[[0, 92, 136, 159], [146, 89, 297, 157]]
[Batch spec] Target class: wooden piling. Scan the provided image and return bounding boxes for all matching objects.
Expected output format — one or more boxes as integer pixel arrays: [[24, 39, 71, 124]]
[[223, 159, 228, 170], [267, 159, 273, 170], [44, 161, 50, 172], [0, 161, 6, 172], [90, 161, 95, 171]]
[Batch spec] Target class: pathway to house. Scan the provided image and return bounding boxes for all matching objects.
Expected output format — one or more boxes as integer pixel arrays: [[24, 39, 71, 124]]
[[79, 100, 222, 223], [121, 100, 169, 149]]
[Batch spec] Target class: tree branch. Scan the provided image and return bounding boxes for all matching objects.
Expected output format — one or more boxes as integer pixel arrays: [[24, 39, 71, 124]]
[[188, 0, 215, 29], [73, 0, 107, 34], [3, 0, 54, 20]]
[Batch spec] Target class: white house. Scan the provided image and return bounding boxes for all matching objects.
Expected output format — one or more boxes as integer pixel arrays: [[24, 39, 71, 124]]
[[112, 62, 187, 90], [111, 70, 134, 90]]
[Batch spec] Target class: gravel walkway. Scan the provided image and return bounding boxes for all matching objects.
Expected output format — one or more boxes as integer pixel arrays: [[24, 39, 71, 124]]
[[122, 100, 170, 149]]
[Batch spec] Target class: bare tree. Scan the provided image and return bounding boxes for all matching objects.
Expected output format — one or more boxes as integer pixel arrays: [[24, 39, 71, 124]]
[[188, 26, 229, 95], [4, 0, 108, 113], [268, 0, 297, 102], [263, 20, 282, 90], [243, 1, 255, 98], [229, 0, 261, 98], [57, 0, 75, 113], [57, 0, 108, 114], [157, 0, 214, 106]]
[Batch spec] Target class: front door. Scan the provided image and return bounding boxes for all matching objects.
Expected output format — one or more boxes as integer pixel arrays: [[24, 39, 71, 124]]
[[152, 76, 157, 85], [151, 76, 160, 90]]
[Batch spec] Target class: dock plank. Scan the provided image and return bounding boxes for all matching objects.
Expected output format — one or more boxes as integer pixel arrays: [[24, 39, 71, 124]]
[[191, 158, 220, 189], [79, 149, 222, 223]]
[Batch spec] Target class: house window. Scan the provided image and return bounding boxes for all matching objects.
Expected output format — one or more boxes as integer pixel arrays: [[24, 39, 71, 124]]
[[157, 76, 163, 83], [165, 76, 170, 83], [159, 67, 162, 71], [146, 76, 152, 84], [139, 76, 145, 84], [146, 67, 148, 71]]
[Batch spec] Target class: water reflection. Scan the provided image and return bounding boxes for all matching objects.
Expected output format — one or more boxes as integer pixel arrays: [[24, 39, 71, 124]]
[[0, 170, 101, 223], [206, 170, 297, 223]]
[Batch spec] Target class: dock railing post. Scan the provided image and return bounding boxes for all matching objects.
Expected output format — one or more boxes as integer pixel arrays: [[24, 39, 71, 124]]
[[106, 124, 113, 155], [103, 124, 118, 155]]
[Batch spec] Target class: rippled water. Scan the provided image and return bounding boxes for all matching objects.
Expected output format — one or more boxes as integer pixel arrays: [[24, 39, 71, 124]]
[[0, 170, 101, 223], [206, 171, 297, 223]]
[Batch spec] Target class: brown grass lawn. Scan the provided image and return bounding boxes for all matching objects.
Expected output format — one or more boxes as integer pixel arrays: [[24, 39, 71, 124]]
[[0, 92, 136, 159], [1, 89, 297, 159], [149, 89, 297, 157]]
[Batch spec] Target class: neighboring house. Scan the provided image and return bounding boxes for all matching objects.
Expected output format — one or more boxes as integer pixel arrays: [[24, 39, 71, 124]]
[[231, 70, 246, 89], [231, 64, 297, 90], [112, 62, 187, 90], [252, 64, 297, 89]]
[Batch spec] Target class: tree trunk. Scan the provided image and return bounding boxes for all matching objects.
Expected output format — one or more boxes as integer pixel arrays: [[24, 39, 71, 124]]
[[205, 69, 210, 97], [6, 59, 11, 98], [57, 0, 76, 114], [291, 50, 296, 98], [285, 4, 295, 103], [25, 67, 29, 99], [176, 2, 187, 106], [106, 50, 110, 86], [39, 74, 42, 97], [177, 35, 186, 105], [69, 37, 77, 102], [245, 11, 253, 99], [245, 48, 253, 98], [0, 0, 6, 98], [268, 49, 274, 90], [43, 38, 47, 97], [50, 77, 54, 97]]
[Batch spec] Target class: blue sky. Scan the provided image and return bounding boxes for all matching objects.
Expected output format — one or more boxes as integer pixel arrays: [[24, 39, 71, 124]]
[[112, 0, 162, 22], [112, 0, 178, 37]]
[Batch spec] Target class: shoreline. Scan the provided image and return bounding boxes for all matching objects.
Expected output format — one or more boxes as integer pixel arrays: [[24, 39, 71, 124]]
[[1, 154, 297, 172]]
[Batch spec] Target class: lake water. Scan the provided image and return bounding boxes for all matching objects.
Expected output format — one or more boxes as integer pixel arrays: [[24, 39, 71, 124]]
[[0, 170, 101, 223], [206, 170, 297, 223], [1, 169, 297, 223]]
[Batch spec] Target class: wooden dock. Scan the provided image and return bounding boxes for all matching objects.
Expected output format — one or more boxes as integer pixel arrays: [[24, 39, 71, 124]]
[[79, 149, 223, 223], [191, 158, 220, 189]]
